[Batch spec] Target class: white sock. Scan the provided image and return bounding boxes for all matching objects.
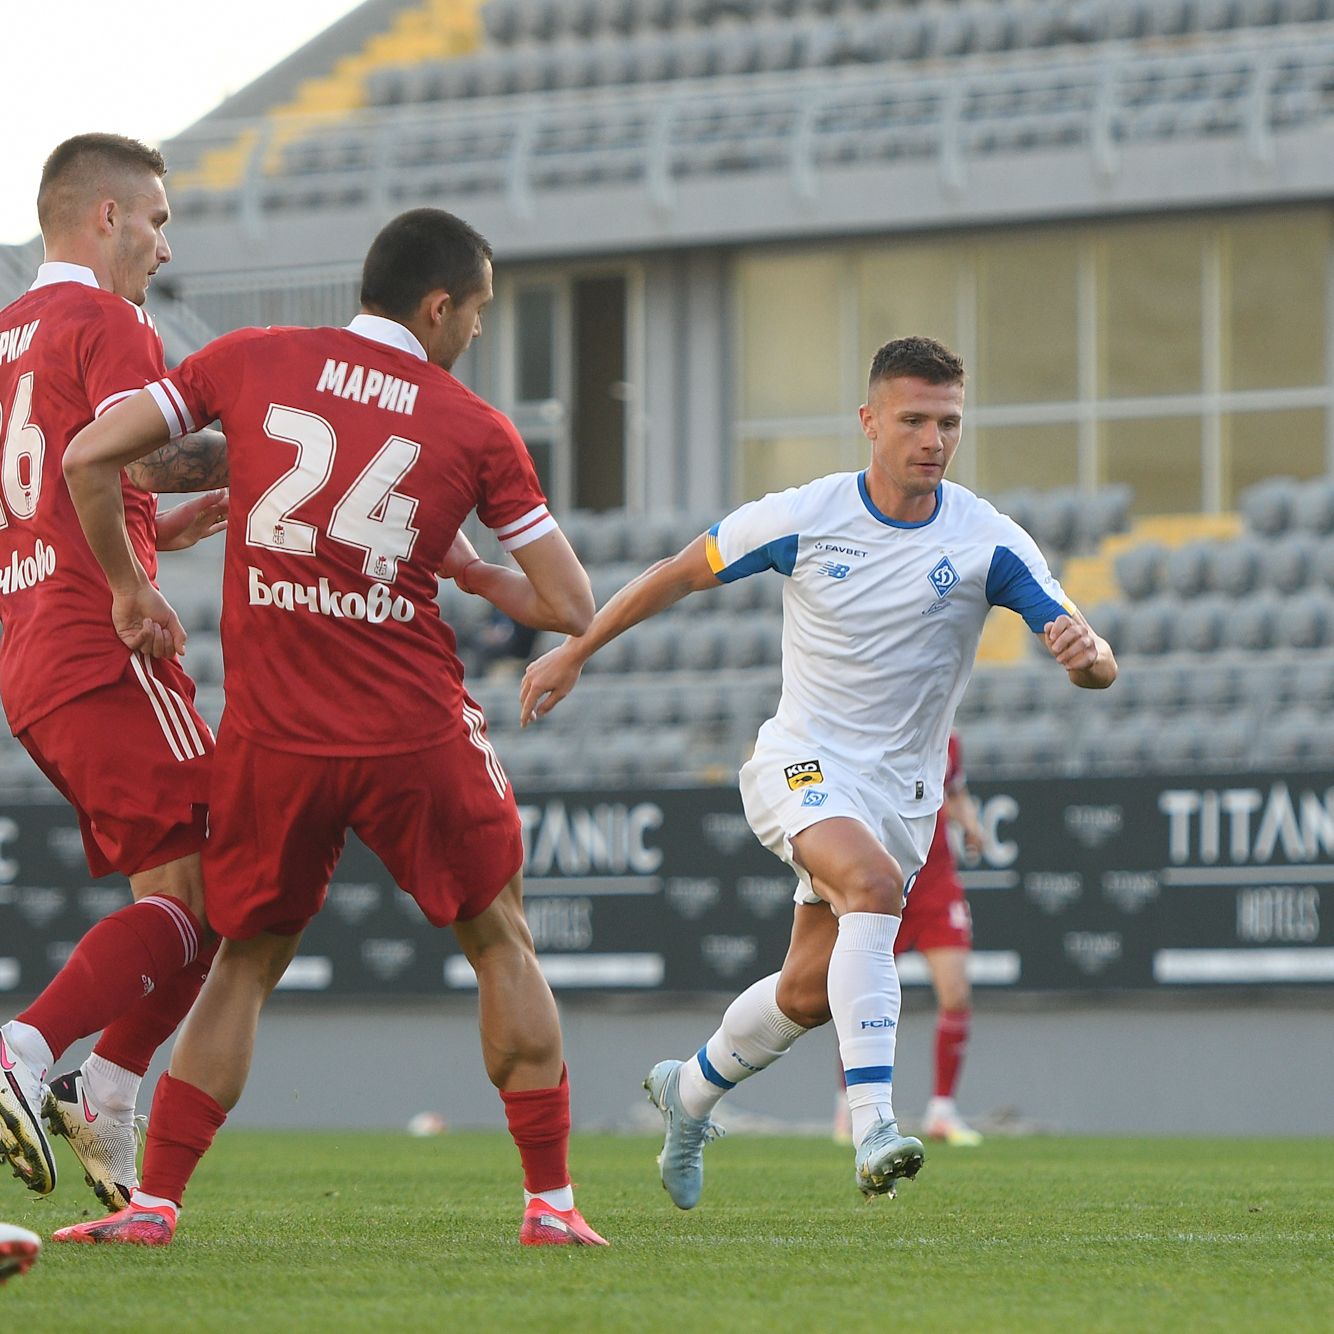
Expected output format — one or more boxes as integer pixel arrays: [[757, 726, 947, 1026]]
[[525, 1186, 574, 1212], [677, 973, 806, 1119], [926, 1095, 957, 1119], [129, 1189, 179, 1213], [827, 912, 902, 1149], [81, 1054, 140, 1122], [1, 1019, 54, 1080]]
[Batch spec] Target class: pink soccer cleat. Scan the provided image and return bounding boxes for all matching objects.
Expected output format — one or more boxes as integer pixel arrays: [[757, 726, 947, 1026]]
[[519, 1199, 609, 1247], [52, 1201, 177, 1247]]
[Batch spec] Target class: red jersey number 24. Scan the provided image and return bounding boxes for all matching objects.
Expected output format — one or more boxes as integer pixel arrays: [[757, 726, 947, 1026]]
[[246, 403, 421, 582]]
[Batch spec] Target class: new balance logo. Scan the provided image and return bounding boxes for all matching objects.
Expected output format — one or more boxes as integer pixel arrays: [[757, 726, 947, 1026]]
[[818, 561, 851, 580]]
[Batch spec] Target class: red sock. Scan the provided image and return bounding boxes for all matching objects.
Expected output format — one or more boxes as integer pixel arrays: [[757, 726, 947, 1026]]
[[93, 938, 219, 1077], [140, 1072, 227, 1207], [18, 896, 202, 1063], [500, 1066, 571, 1193], [934, 1007, 971, 1099]]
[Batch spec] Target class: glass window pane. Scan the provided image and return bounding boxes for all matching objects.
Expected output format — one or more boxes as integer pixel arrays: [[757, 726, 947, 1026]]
[[1224, 211, 1328, 391], [857, 244, 959, 381], [740, 435, 858, 498], [972, 423, 1079, 494], [975, 234, 1079, 404], [1100, 417, 1202, 515], [516, 287, 555, 402], [1222, 410, 1327, 507], [738, 253, 843, 419], [1098, 223, 1202, 397]]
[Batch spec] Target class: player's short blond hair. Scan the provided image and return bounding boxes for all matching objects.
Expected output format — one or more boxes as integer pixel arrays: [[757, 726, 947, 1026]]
[[37, 134, 167, 236]]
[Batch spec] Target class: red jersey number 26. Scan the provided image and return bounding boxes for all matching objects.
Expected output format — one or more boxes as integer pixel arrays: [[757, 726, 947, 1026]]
[[246, 403, 421, 582], [0, 373, 47, 528]]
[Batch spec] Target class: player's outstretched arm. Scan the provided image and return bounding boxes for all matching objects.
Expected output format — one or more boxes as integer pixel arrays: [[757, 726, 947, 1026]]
[[1044, 612, 1117, 689], [155, 488, 229, 551], [64, 390, 187, 657], [519, 534, 719, 725], [125, 428, 229, 493]]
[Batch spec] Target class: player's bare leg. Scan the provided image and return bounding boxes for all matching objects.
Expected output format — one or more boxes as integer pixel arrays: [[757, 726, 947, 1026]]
[[453, 876, 607, 1246], [921, 947, 980, 1145], [3, 851, 211, 1201], [791, 818, 924, 1198]]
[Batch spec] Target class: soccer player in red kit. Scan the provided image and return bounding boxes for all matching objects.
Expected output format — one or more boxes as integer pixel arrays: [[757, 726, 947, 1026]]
[[894, 731, 986, 1145], [58, 208, 608, 1248], [0, 135, 227, 1210]]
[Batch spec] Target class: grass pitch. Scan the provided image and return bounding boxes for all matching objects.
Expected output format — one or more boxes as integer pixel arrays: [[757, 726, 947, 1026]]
[[1, 1132, 1330, 1332]]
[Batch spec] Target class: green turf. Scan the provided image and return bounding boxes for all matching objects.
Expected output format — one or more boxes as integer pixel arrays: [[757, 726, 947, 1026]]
[[2, 1132, 1330, 1332]]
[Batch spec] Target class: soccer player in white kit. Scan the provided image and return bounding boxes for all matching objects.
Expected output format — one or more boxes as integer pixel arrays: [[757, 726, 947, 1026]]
[[520, 336, 1117, 1205]]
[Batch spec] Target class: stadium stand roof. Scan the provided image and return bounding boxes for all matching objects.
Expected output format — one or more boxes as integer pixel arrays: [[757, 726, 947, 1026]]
[[159, 3, 1334, 274]]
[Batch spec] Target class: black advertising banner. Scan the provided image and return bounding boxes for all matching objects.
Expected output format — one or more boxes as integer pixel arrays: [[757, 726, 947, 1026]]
[[1, 773, 1331, 998]]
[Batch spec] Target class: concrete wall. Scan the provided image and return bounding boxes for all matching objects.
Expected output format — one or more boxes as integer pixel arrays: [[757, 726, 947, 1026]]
[[49, 990, 1334, 1138]]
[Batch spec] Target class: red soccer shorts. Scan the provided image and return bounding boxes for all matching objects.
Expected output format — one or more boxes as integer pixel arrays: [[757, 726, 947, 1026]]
[[202, 721, 525, 940], [18, 653, 212, 878], [896, 868, 973, 954]]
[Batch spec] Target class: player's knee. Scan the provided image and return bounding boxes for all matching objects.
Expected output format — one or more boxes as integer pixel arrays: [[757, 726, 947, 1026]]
[[775, 974, 831, 1029], [839, 863, 905, 917]]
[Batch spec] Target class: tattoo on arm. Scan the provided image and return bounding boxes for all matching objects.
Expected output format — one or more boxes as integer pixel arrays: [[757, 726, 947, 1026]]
[[124, 429, 229, 493]]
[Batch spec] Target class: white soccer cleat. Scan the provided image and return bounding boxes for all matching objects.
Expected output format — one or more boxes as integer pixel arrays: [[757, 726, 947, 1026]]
[[44, 1070, 141, 1211], [0, 1031, 55, 1195], [854, 1118, 925, 1199]]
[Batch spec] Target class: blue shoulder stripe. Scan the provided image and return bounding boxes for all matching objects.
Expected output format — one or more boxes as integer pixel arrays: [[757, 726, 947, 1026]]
[[986, 546, 1072, 633], [707, 522, 798, 583]]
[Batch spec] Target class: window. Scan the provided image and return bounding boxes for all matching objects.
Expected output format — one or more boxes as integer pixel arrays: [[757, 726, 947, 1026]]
[[1097, 223, 1202, 397], [1223, 211, 1327, 392], [857, 244, 959, 381], [973, 423, 1080, 495], [741, 435, 858, 498], [738, 253, 843, 419], [1100, 417, 1202, 514], [1222, 410, 1327, 507], [974, 233, 1078, 404]]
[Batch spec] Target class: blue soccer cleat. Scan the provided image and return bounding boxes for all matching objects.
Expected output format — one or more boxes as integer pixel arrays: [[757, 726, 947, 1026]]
[[643, 1059, 725, 1211], [854, 1118, 925, 1199]]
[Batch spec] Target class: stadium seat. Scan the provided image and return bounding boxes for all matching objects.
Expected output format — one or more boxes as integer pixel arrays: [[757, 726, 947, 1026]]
[[1146, 716, 1203, 772], [1207, 537, 1263, 597], [1278, 592, 1334, 650], [1195, 715, 1252, 771], [1315, 537, 1334, 592], [1114, 544, 1164, 601], [1221, 592, 1281, 652], [1133, 661, 1191, 713], [1288, 654, 1334, 709], [628, 619, 681, 672], [1173, 595, 1229, 654], [1239, 475, 1300, 536], [1262, 533, 1314, 594], [1162, 543, 1212, 599], [1291, 478, 1334, 535], [1121, 597, 1175, 655]]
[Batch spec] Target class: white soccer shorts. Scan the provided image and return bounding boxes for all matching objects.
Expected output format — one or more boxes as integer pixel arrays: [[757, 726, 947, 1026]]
[[739, 728, 936, 908]]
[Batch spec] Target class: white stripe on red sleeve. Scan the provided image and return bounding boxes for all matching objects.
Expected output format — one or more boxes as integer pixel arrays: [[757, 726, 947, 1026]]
[[146, 381, 186, 439], [94, 389, 141, 419], [493, 506, 557, 552], [160, 379, 197, 436]]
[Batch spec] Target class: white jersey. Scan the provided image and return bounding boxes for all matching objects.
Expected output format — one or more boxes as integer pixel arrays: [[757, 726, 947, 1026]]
[[706, 472, 1077, 815]]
